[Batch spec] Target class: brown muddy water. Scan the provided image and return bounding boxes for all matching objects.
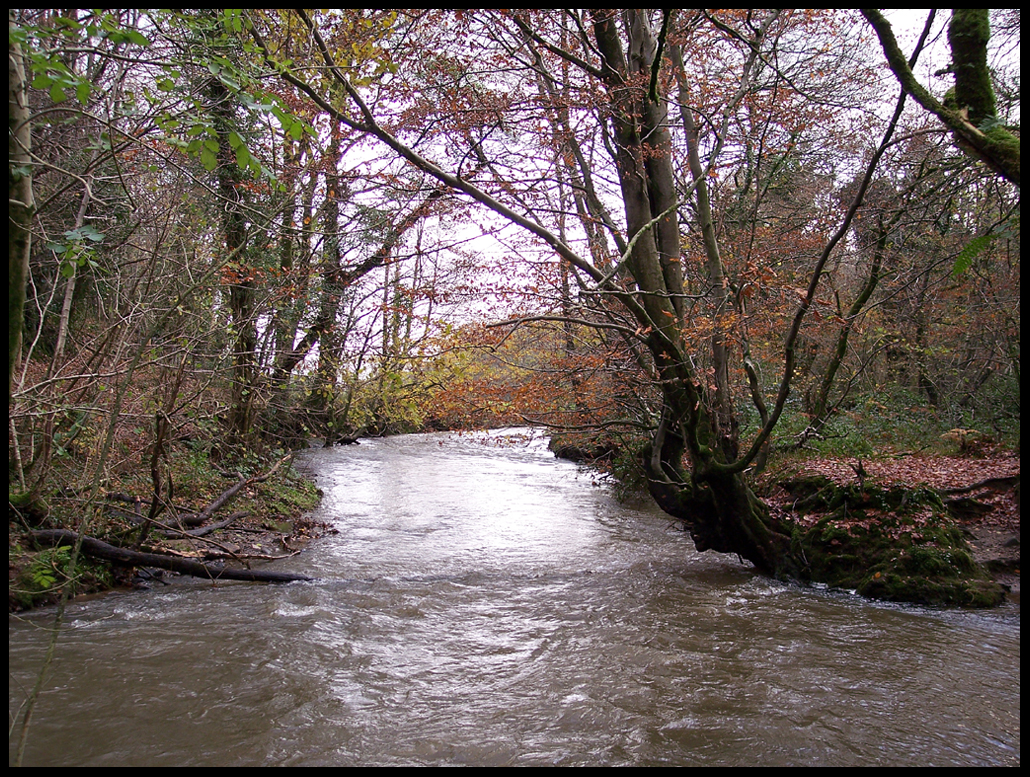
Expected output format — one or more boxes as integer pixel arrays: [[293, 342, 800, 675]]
[[9, 429, 1020, 766]]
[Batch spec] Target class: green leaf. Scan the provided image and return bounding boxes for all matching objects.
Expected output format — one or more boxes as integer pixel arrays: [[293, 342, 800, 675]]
[[54, 15, 82, 29], [271, 106, 288, 124], [50, 83, 68, 103], [951, 234, 993, 279], [220, 74, 242, 92], [125, 30, 150, 46], [201, 149, 218, 171]]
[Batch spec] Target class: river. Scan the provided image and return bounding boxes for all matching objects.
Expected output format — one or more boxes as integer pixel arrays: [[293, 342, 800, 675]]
[[8, 429, 1020, 766]]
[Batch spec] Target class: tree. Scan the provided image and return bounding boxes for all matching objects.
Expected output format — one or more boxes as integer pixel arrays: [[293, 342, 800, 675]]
[[8, 9, 1012, 612], [9, 13, 34, 400], [247, 9, 903, 577], [861, 9, 1019, 187]]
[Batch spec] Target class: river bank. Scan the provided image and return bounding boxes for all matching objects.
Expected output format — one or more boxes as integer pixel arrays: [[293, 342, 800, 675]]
[[553, 434, 1020, 605], [8, 448, 328, 611], [759, 450, 1020, 599]]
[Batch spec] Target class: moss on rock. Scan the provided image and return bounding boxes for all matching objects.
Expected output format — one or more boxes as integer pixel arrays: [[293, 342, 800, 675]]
[[782, 476, 1005, 607]]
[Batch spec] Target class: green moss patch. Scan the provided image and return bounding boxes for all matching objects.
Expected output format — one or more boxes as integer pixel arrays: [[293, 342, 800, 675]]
[[782, 476, 1005, 607]]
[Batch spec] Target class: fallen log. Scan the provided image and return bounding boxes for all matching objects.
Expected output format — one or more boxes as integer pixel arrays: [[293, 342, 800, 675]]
[[158, 511, 248, 538], [30, 529, 314, 584]]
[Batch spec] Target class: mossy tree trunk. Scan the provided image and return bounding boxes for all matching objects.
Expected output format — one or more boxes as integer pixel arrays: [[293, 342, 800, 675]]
[[639, 348, 801, 579], [861, 9, 1019, 186], [208, 75, 257, 443], [590, 11, 804, 578]]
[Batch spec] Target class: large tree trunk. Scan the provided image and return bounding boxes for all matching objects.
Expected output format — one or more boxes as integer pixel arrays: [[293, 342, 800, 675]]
[[641, 403, 799, 579], [590, 11, 799, 574], [9, 25, 34, 401], [209, 76, 257, 443]]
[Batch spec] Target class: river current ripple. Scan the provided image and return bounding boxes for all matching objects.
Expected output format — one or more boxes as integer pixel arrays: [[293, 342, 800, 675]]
[[9, 429, 1020, 766]]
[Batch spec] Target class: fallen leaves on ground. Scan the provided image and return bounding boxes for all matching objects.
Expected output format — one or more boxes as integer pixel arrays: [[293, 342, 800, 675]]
[[764, 450, 1020, 573], [783, 451, 1019, 492]]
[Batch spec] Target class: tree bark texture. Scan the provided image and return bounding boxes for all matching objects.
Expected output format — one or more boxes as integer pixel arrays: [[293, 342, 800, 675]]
[[9, 25, 34, 400], [209, 76, 257, 442], [590, 11, 801, 577]]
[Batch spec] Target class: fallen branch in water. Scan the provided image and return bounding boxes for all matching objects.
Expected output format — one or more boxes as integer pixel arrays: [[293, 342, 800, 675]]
[[30, 529, 314, 583]]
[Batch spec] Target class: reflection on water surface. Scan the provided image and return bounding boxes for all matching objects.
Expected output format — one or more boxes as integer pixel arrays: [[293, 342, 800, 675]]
[[9, 430, 1020, 766]]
